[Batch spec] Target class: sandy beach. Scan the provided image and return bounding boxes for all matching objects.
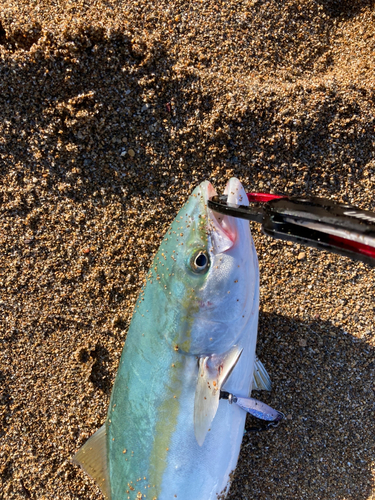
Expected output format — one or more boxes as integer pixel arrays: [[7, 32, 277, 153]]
[[1, 0, 375, 498]]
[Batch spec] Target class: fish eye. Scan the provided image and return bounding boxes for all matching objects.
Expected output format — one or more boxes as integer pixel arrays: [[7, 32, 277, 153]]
[[190, 250, 210, 274]]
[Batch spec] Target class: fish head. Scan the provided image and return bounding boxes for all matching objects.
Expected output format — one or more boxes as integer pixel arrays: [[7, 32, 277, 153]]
[[156, 177, 259, 356]]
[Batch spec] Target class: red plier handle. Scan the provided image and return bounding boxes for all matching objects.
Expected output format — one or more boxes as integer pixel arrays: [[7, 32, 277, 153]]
[[208, 193, 375, 267]]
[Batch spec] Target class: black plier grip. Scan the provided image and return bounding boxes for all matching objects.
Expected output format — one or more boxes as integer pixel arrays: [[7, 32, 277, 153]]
[[208, 193, 375, 267]]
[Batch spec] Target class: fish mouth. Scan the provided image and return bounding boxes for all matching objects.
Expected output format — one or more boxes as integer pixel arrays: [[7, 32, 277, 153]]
[[200, 178, 249, 254]]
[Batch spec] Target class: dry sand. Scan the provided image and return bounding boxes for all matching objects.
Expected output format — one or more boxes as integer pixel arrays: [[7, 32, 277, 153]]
[[1, 0, 375, 498]]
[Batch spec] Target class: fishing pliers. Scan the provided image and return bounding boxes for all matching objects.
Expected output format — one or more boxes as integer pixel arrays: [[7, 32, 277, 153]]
[[208, 193, 375, 267]]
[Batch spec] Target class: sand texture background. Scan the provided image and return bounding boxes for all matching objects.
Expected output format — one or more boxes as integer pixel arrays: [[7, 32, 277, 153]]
[[1, 0, 375, 498]]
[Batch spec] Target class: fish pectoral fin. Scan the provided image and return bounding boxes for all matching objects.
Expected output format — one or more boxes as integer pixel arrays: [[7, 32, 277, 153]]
[[72, 424, 111, 500], [252, 356, 272, 392], [194, 345, 242, 447]]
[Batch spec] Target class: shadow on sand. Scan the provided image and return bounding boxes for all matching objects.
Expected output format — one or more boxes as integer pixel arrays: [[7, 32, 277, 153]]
[[229, 311, 375, 500]]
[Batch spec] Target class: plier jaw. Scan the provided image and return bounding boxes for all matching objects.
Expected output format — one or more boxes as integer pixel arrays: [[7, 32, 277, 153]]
[[208, 193, 375, 267]]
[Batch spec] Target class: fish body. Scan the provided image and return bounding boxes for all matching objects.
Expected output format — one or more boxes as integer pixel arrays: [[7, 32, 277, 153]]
[[74, 178, 260, 500]]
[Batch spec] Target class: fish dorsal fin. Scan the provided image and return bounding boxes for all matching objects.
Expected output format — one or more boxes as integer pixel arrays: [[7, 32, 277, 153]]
[[72, 424, 111, 500], [194, 346, 242, 446], [252, 356, 272, 392]]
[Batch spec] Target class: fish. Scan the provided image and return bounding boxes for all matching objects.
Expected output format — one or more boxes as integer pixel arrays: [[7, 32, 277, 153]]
[[73, 177, 271, 500]]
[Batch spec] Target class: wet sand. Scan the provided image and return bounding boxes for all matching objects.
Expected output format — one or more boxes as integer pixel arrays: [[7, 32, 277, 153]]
[[1, 0, 375, 498]]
